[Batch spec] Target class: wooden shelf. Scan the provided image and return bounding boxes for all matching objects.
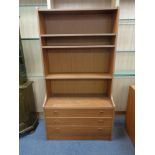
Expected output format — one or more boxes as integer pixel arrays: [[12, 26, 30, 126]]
[[42, 45, 115, 49], [45, 97, 113, 109], [41, 34, 116, 46], [41, 33, 116, 37], [45, 73, 113, 80]]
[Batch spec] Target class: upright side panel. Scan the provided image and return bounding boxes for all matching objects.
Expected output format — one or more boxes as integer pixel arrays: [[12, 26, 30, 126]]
[[37, 10, 49, 100], [108, 8, 119, 97]]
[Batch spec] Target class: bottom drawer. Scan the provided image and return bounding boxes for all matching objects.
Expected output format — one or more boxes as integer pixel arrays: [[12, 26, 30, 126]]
[[47, 134, 112, 140], [46, 125, 112, 136]]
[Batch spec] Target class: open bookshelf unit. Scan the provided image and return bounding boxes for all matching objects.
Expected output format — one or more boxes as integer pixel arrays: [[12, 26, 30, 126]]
[[38, 8, 119, 140]]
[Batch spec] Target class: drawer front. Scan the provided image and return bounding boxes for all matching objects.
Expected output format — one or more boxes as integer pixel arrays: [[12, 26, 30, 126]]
[[47, 134, 111, 140], [46, 117, 113, 126], [45, 109, 113, 117], [46, 125, 112, 136]]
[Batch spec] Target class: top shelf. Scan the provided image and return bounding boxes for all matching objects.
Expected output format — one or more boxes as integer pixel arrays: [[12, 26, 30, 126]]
[[40, 33, 116, 37], [38, 8, 118, 35]]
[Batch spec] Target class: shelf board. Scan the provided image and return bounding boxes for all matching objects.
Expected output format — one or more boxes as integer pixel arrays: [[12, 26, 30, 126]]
[[45, 97, 113, 109], [42, 45, 115, 49], [45, 73, 112, 80], [40, 33, 116, 37]]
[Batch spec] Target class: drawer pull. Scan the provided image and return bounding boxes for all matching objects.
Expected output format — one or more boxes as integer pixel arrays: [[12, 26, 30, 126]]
[[99, 111, 104, 114], [53, 120, 59, 124], [53, 111, 58, 115], [98, 119, 104, 123], [98, 128, 103, 131], [54, 128, 60, 132]]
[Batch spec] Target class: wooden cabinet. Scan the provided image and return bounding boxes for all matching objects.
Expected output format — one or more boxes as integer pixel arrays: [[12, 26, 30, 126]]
[[19, 32, 38, 134], [19, 81, 38, 134], [38, 8, 119, 140], [126, 85, 135, 145]]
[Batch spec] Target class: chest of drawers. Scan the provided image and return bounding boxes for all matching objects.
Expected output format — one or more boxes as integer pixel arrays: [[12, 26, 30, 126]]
[[44, 97, 115, 140]]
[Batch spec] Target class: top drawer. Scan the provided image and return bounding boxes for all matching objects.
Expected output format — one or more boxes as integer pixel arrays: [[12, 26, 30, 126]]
[[44, 108, 114, 117]]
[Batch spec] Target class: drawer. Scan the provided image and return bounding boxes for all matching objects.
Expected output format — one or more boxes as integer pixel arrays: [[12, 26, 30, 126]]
[[46, 125, 112, 136], [44, 109, 113, 117], [46, 117, 113, 126], [47, 134, 112, 140]]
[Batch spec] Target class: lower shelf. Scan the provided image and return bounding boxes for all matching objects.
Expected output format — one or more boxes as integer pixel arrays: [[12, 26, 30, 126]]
[[45, 73, 112, 80], [44, 97, 114, 109]]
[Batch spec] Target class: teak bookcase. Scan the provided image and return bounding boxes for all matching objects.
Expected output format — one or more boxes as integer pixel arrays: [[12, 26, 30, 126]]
[[38, 8, 119, 140]]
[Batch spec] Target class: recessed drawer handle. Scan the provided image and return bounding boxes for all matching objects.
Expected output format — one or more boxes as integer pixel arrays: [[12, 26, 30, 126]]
[[98, 119, 104, 123], [98, 128, 103, 131], [99, 111, 104, 114], [53, 120, 59, 124], [54, 128, 60, 132], [53, 111, 58, 115]]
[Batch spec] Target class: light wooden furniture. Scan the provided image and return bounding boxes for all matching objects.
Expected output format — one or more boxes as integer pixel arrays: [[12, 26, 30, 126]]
[[38, 8, 119, 140], [126, 85, 135, 145]]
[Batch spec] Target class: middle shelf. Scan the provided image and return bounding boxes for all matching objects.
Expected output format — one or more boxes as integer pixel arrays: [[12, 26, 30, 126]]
[[43, 48, 114, 75], [42, 45, 115, 49], [45, 73, 113, 80], [41, 33, 116, 47], [40, 33, 116, 37]]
